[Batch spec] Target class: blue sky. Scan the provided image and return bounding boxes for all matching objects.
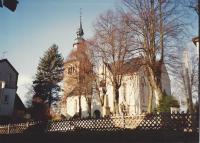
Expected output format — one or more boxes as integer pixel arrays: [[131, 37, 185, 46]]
[[0, 0, 119, 105], [0, 0, 198, 106]]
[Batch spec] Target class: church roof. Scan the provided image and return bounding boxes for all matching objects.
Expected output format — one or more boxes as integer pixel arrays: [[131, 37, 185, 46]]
[[104, 58, 163, 75], [104, 58, 144, 75]]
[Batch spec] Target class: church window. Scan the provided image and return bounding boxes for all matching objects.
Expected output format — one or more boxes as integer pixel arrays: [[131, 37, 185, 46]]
[[68, 67, 72, 74], [72, 67, 75, 73], [68, 66, 76, 75], [68, 66, 76, 74]]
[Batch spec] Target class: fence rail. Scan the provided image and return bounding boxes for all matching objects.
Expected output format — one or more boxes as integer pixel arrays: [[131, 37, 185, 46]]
[[0, 113, 198, 134]]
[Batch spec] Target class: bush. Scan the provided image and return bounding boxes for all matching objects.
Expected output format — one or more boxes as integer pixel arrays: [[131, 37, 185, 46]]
[[157, 92, 179, 113]]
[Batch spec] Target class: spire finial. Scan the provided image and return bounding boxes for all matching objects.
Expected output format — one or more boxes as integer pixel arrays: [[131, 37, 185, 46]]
[[80, 8, 82, 25], [78, 8, 84, 37]]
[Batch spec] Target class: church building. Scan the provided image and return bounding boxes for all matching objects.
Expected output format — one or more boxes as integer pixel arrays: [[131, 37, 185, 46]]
[[61, 15, 171, 119], [61, 14, 93, 118]]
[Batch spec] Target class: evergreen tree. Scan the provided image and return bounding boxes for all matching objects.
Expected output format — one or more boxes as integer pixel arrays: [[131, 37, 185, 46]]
[[157, 92, 180, 113], [32, 44, 64, 113]]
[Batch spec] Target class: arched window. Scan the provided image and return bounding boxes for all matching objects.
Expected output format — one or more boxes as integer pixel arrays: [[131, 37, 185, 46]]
[[68, 66, 76, 75], [68, 67, 72, 74]]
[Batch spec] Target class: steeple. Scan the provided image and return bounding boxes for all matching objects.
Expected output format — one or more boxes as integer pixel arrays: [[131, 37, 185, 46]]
[[73, 8, 85, 48], [76, 8, 84, 38], [79, 8, 84, 37]]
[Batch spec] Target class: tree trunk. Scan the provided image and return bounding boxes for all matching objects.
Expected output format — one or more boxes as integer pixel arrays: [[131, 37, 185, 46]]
[[147, 66, 163, 107], [78, 96, 82, 117], [87, 99, 92, 118], [147, 88, 153, 113], [48, 89, 52, 118], [113, 86, 120, 115], [158, 0, 164, 63]]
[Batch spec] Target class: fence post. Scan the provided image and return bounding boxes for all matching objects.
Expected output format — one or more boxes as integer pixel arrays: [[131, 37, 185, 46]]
[[45, 120, 49, 133], [26, 122, 29, 128], [123, 114, 125, 129], [7, 124, 10, 134]]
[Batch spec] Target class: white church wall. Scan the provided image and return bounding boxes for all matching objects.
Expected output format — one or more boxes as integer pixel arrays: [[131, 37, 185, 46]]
[[66, 95, 89, 118], [139, 78, 148, 113], [63, 62, 171, 118], [106, 82, 114, 113], [104, 73, 142, 115], [127, 74, 141, 115], [91, 91, 102, 117], [97, 63, 148, 116], [80, 96, 89, 118], [161, 64, 171, 96]]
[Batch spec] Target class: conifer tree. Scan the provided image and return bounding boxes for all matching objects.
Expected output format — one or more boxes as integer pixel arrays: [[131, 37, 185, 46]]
[[32, 44, 64, 110], [157, 92, 179, 113]]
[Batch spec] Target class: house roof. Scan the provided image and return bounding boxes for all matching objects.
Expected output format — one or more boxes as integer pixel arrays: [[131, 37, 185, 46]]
[[0, 59, 19, 75], [14, 94, 26, 111]]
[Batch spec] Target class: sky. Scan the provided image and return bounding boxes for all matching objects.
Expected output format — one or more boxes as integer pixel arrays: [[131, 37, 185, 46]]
[[0, 0, 198, 107], [0, 0, 120, 106]]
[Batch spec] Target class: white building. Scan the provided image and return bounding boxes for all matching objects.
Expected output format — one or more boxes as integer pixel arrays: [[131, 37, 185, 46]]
[[94, 59, 171, 117], [0, 59, 18, 116], [61, 17, 171, 119], [61, 15, 93, 118]]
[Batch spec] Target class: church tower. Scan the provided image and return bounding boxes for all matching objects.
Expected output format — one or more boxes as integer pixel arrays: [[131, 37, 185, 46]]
[[73, 9, 85, 50], [61, 10, 93, 118]]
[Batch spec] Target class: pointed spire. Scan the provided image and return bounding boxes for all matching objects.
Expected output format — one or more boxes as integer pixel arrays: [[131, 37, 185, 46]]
[[77, 8, 84, 37], [80, 8, 82, 30], [74, 9, 85, 48]]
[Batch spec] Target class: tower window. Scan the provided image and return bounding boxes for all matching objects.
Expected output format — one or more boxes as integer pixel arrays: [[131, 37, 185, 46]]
[[68, 67, 71, 74], [68, 66, 76, 75]]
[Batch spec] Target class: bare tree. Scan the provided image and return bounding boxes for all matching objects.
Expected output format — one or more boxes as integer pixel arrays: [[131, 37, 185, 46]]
[[181, 0, 199, 15], [23, 83, 34, 108], [64, 41, 94, 117], [91, 10, 137, 115], [122, 0, 186, 112]]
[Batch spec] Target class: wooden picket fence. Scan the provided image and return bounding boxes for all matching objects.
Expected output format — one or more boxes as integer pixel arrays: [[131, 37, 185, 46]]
[[0, 113, 198, 134]]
